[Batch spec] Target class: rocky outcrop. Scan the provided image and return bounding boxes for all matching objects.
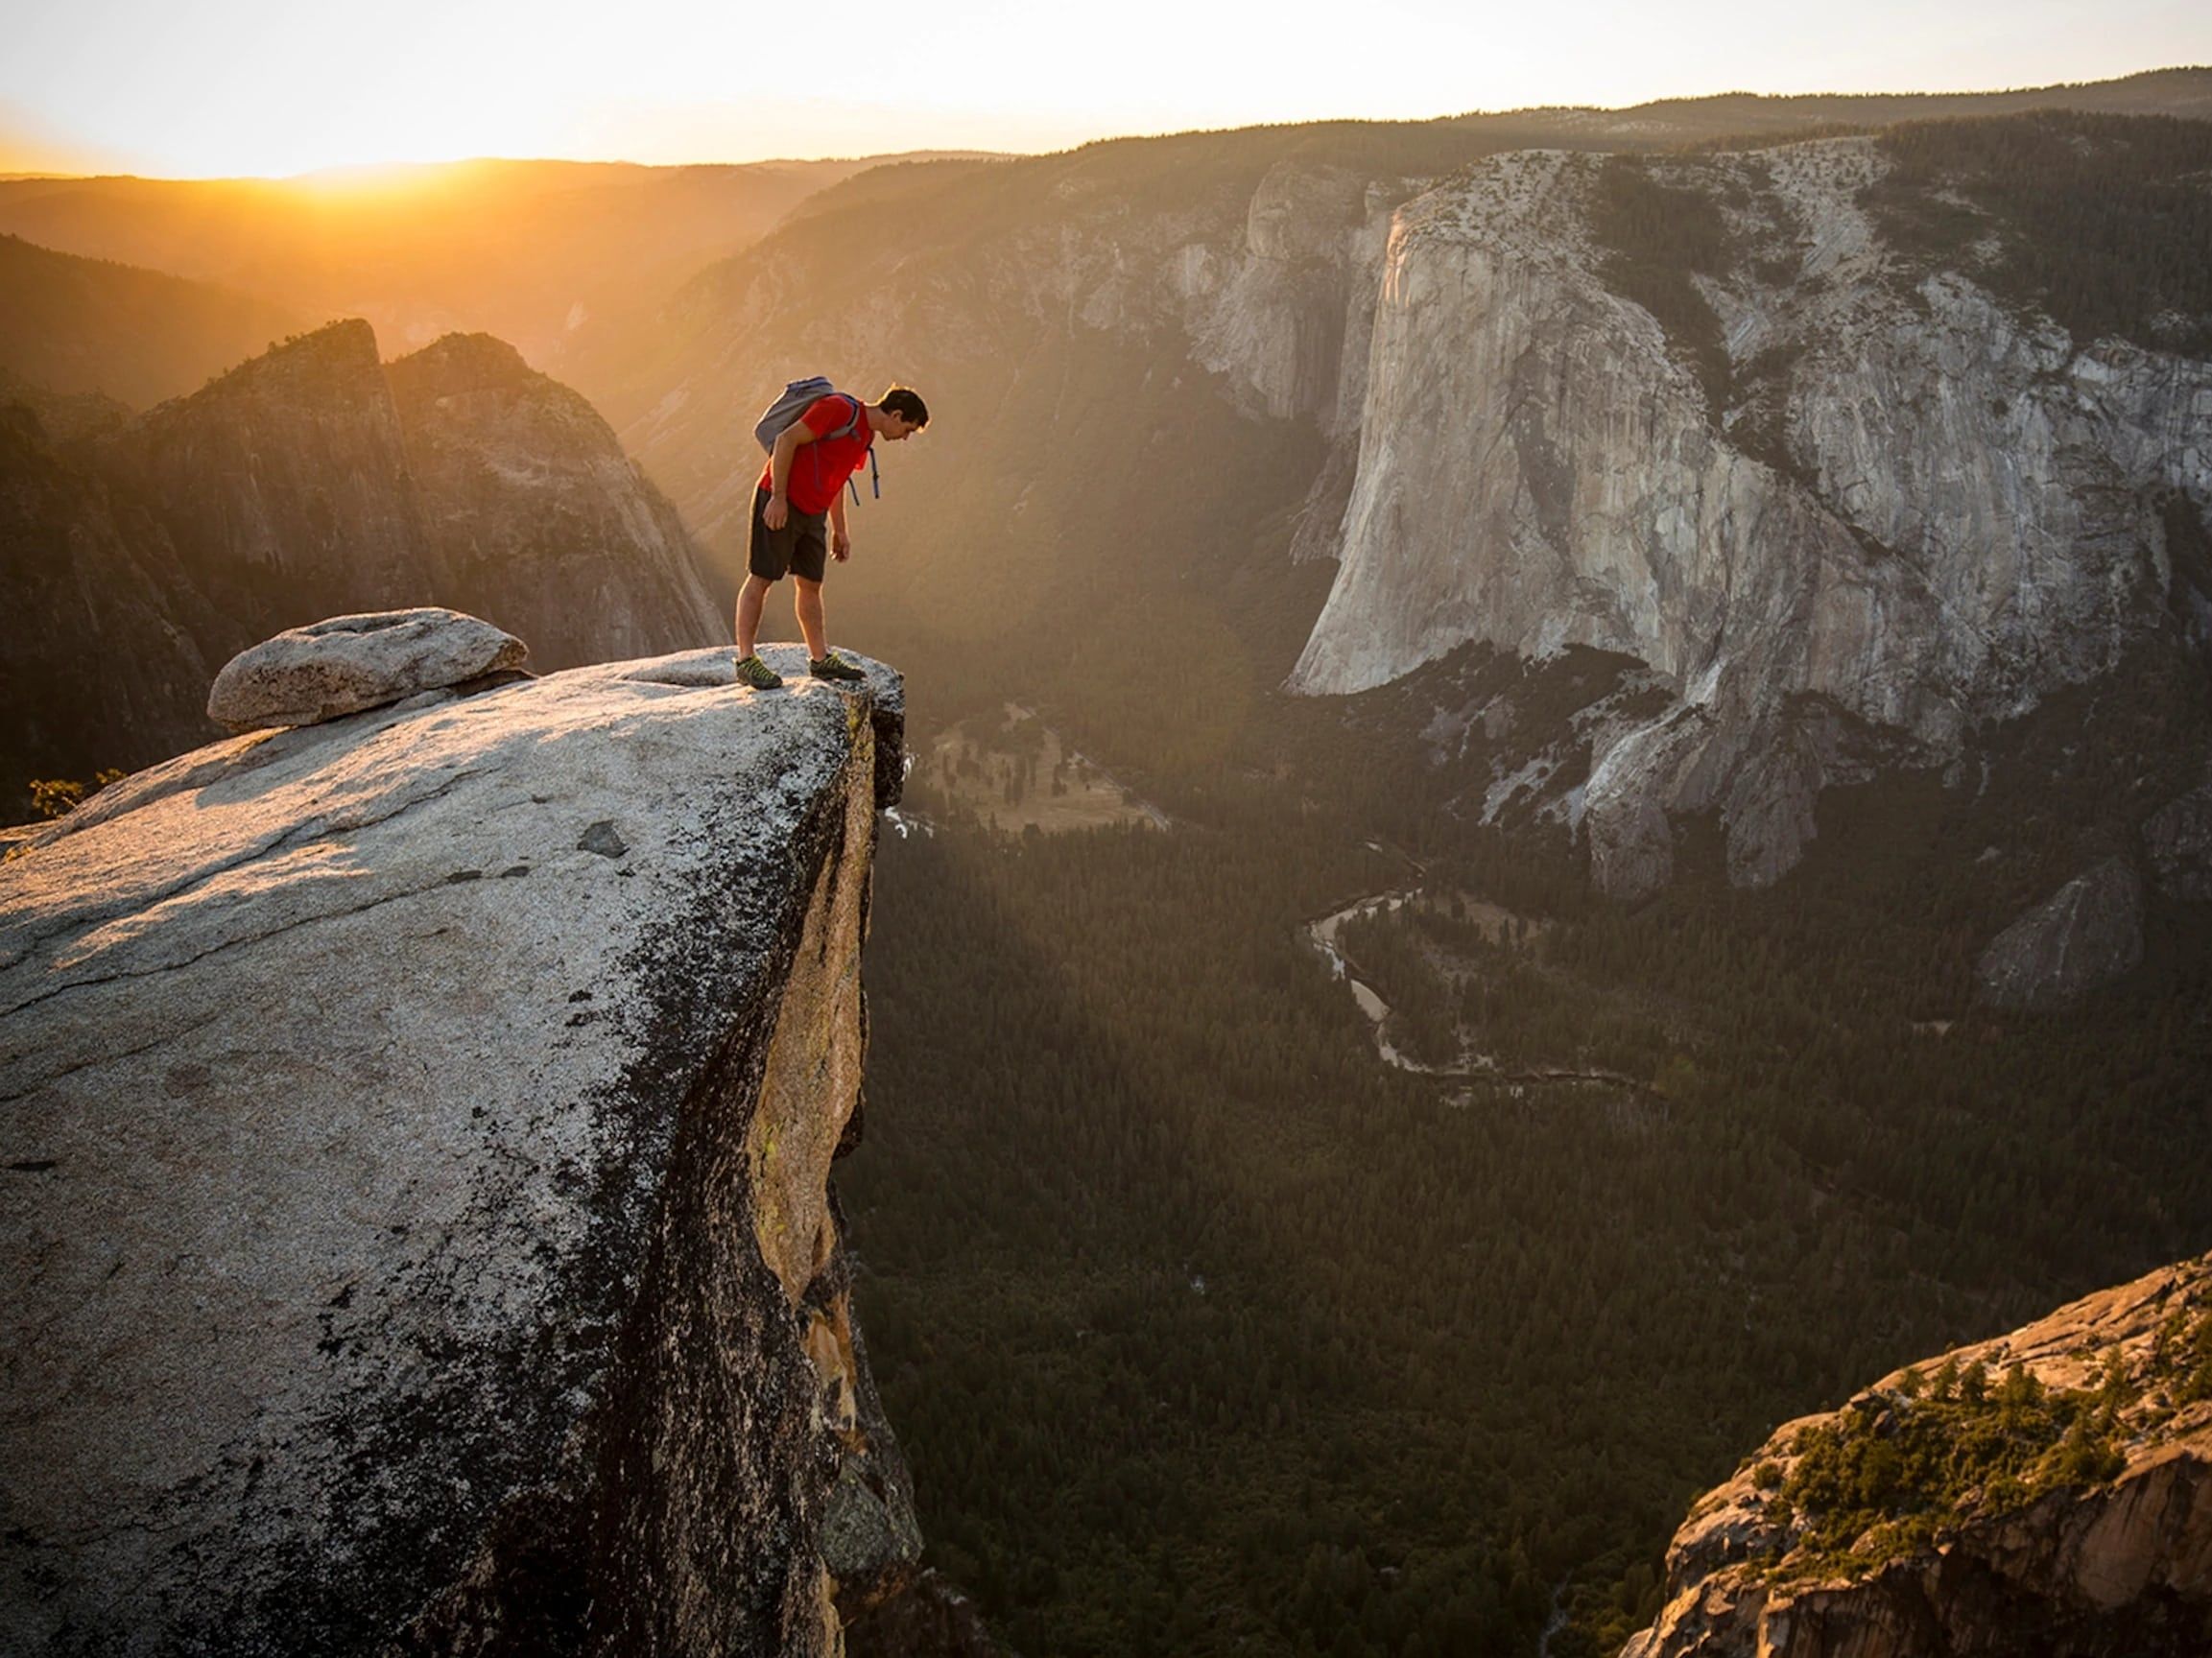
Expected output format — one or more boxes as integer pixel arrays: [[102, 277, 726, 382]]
[[1975, 858, 2147, 1010], [205, 606, 528, 730], [845, 1571, 1010, 1658], [1, 319, 721, 817], [95, 318, 432, 628], [0, 642, 916, 1656], [386, 332, 721, 670], [1289, 139, 2212, 892], [1621, 1256, 2212, 1658]]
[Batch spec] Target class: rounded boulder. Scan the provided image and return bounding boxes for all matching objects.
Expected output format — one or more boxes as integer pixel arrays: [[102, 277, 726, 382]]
[[206, 608, 528, 732]]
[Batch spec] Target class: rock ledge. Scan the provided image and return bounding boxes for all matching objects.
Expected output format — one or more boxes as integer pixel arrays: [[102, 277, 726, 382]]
[[3, 643, 914, 1656]]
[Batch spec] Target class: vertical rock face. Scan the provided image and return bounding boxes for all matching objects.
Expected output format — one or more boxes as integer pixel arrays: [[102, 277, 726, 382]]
[[1974, 857, 2147, 1010], [96, 318, 431, 636], [2142, 772, 2212, 901], [1288, 140, 2212, 892], [1183, 160, 1392, 435], [385, 333, 722, 670], [0, 646, 916, 1656], [0, 406, 223, 801]]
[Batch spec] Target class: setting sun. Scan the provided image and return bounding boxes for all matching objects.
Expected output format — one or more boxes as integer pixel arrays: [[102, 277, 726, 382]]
[[8, 0, 2211, 177]]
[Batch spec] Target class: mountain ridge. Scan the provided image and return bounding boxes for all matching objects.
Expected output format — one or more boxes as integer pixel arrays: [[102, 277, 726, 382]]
[[0, 319, 721, 817]]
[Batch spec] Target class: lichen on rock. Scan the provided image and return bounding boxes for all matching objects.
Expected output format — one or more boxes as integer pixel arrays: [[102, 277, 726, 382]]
[[1622, 1255, 2212, 1657]]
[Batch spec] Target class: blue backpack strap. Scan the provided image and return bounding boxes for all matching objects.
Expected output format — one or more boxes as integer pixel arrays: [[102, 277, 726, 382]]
[[832, 396, 881, 505]]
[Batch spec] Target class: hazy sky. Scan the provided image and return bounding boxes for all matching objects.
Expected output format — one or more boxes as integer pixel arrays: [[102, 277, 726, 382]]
[[6, 0, 2209, 177]]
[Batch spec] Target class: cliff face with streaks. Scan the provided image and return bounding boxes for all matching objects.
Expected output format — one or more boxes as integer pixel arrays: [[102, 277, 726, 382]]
[[1290, 138, 2212, 895]]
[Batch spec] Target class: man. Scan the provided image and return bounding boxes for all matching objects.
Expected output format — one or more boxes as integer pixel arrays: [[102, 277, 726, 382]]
[[734, 384, 929, 690]]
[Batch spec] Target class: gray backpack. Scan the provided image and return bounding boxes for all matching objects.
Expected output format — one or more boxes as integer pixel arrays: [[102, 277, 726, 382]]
[[753, 378, 878, 503]]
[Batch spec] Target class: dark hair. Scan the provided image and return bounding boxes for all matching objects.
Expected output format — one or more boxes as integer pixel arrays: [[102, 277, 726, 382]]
[[879, 386, 929, 428]]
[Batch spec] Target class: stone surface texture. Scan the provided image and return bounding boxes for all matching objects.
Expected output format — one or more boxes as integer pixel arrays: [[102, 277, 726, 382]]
[[1622, 1256, 2212, 1658], [1974, 857, 2147, 1010], [1289, 142, 2212, 892], [845, 1571, 1011, 1658], [0, 641, 916, 1657], [204, 606, 529, 731]]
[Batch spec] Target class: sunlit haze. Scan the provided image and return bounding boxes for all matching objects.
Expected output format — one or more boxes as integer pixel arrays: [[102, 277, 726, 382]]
[[6, 0, 2210, 178]]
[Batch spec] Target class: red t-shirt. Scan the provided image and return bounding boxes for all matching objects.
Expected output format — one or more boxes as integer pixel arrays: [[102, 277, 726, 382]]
[[757, 395, 874, 516]]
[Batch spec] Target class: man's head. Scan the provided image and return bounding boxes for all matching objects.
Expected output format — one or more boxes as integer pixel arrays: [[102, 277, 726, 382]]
[[874, 386, 929, 441]]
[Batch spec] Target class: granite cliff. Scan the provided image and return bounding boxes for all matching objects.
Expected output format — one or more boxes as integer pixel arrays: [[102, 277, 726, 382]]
[[0, 637, 917, 1655], [1623, 1254, 2212, 1657], [584, 93, 2211, 927], [1290, 130, 2212, 897], [0, 319, 721, 816]]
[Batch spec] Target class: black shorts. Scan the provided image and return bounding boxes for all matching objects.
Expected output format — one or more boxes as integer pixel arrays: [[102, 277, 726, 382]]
[[749, 487, 828, 584]]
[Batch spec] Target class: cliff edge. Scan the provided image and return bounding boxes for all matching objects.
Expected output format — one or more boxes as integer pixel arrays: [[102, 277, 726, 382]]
[[0, 643, 916, 1655]]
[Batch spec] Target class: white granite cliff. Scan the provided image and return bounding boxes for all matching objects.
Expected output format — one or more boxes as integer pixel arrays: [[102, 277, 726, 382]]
[[1290, 141, 2212, 893]]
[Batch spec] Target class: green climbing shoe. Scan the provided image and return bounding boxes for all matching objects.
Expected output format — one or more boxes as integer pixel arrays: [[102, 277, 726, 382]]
[[734, 653, 783, 690], [809, 653, 866, 683]]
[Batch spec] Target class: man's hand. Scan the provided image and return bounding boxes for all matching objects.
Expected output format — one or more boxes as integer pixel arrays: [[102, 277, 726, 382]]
[[764, 494, 790, 532], [832, 529, 852, 563]]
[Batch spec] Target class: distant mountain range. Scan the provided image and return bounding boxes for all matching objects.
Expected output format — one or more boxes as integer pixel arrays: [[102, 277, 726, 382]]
[[0, 320, 720, 817], [0, 232, 304, 408], [0, 154, 932, 375], [556, 70, 2212, 971]]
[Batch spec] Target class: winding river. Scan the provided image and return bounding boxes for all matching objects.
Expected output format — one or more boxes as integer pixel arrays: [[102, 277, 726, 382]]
[[1303, 854, 1652, 1096]]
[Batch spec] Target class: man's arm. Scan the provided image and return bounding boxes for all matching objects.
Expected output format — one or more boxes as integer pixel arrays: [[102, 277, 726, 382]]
[[828, 489, 851, 561], [763, 418, 821, 531]]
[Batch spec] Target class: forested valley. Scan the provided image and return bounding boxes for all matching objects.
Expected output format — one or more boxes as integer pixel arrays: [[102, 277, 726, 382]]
[[839, 719, 2212, 1656]]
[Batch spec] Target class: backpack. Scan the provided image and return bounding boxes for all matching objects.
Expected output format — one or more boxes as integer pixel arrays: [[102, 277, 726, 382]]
[[752, 377, 880, 505]]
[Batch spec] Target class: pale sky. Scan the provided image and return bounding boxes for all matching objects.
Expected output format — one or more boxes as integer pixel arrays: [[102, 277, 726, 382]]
[[5, 0, 2209, 178]]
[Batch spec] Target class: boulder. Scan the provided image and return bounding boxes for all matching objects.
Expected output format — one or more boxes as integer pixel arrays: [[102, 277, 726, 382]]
[[1974, 857, 2145, 1011], [1, 643, 915, 1657], [204, 607, 528, 731]]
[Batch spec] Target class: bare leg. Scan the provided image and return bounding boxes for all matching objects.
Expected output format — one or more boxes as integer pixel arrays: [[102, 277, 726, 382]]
[[735, 574, 774, 657], [793, 576, 828, 661]]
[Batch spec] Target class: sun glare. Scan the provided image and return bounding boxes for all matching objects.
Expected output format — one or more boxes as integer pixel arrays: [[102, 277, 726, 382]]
[[4, 0, 2210, 178]]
